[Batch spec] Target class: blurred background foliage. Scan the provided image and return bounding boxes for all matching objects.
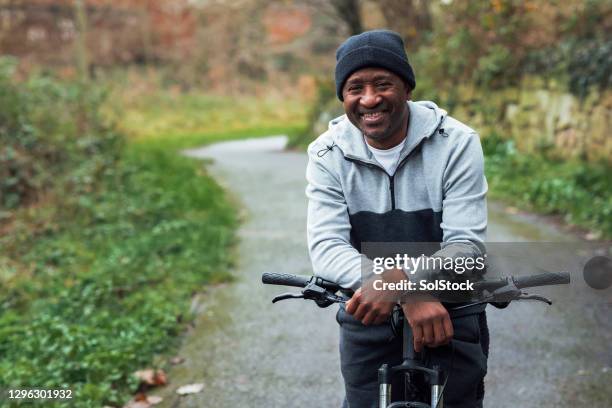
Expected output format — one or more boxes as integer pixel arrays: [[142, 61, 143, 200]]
[[0, 0, 610, 406], [0, 57, 121, 210]]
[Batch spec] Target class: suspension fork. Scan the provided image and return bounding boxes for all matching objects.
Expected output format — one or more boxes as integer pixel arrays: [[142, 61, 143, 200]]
[[378, 311, 444, 408]]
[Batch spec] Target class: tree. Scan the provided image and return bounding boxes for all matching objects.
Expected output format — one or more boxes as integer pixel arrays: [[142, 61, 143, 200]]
[[74, 0, 89, 82], [330, 0, 363, 35], [377, 0, 432, 49]]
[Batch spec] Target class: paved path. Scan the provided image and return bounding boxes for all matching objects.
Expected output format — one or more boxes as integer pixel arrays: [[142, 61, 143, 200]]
[[155, 136, 611, 408]]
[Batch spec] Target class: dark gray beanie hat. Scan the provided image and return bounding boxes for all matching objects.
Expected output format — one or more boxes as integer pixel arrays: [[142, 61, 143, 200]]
[[335, 29, 416, 101]]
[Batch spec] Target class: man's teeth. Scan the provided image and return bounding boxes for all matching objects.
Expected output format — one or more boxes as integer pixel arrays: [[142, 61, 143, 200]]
[[362, 112, 384, 118]]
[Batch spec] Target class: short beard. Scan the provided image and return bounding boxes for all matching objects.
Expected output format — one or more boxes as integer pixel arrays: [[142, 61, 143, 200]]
[[361, 107, 409, 147], [362, 126, 393, 142]]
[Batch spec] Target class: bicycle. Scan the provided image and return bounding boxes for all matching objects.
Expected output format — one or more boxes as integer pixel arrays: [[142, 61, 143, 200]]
[[262, 271, 570, 408]]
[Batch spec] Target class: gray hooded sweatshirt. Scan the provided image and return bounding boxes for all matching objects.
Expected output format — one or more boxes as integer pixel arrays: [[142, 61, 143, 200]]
[[306, 100, 487, 290]]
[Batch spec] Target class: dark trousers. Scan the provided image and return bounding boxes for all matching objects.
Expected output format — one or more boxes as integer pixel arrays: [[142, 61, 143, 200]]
[[337, 305, 489, 408]]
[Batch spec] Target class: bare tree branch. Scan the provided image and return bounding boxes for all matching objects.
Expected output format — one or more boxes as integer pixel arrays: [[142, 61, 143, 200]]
[[378, 0, 432, 49], [329, 0, 363, 35]]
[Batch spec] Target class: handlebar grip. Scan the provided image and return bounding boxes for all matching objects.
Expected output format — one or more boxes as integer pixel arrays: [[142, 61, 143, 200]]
[[261, 272, 311, 288], [514, 272, 570, 289]]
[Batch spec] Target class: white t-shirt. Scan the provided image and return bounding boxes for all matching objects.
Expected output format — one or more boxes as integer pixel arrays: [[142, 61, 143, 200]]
[[365, 137, 406, 176]]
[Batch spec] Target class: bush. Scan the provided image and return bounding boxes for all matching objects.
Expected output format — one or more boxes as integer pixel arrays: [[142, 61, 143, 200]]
[[416, 0, 611, 96], [0, 57, 121, 210], [483, 133, 612, 237], [567, 38, 612, 98], [286, 77, 338, 149], [474, 45, 514, 89], [524, 37, 612, 98]]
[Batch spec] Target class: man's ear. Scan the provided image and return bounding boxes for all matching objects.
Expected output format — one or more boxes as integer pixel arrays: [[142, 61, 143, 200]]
[[402, 80, 412, 100]]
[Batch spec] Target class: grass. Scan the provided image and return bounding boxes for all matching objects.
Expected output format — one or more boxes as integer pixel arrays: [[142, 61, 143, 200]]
[[482, 134, 611, 239], [1, 144, 237, 406], [115, 85, 307, 147], [0, 82, 307, 407]]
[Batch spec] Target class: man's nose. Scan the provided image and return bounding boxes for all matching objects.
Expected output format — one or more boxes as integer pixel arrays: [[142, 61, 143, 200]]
[[360, 86, 381, 108]]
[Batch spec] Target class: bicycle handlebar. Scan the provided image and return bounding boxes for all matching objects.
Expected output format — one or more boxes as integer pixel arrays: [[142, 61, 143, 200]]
[[262, 272, 311, 288], [263, 272, 570, 293], [263, 271, 571, 307], [472, 272, 570, 292], [514, 272, 570, 289], [262, 272, 346, 293]]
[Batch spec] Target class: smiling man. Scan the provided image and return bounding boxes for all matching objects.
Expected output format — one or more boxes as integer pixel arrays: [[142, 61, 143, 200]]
[[342, 67, 410, 149], [306, 30, 489, 407]]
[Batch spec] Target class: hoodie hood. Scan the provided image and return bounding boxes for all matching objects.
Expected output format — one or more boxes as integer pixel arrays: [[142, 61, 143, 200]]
[[330, 100, 447, 164]]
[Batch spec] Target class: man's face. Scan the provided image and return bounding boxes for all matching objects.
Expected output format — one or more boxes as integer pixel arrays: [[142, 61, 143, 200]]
[[342, 68, 411, 147]]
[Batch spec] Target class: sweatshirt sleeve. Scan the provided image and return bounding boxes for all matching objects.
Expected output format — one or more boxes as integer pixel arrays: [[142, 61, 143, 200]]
[[437, 131, 488, 264], [305, 147, 372, 290]]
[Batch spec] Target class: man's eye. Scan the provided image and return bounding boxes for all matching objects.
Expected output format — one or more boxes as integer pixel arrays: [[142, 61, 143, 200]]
[[376, 82, 392, 89], [347, 85, 363, 93]]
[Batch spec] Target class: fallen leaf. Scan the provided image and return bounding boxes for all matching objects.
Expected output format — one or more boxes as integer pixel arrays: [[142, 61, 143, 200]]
[[176, 383, 204, 395], [585, 231, 602, 241], [134, 393, 148, 402], [123, 400, 150, 408], [148, 396, 163, 405], [505, 206, 519, 215], [133, 369, 167, 387], [123, 395, 163, 408], [154, 370, 168, 386], [134, 369, 155, 385]]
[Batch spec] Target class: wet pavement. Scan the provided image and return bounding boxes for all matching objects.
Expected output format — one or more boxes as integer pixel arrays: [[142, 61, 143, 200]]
[[154, 136, 611, 408]]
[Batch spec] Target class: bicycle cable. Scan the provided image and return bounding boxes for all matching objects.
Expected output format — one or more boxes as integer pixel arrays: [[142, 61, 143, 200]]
[[432, 340, 454, 408]]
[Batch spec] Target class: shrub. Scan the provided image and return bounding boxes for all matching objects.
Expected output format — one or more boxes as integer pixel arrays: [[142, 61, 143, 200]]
[[0, 57, 121, 210], [483, 132, 612, 237]]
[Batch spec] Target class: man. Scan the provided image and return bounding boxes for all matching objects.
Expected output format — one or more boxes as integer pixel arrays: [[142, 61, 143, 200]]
[[306, 30, 489, 408]]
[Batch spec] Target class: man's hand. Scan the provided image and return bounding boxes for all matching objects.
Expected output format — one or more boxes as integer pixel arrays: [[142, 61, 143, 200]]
[[401, 301, 453, 352], [346, 287, 395, 325], [346, 268, 406, 325]]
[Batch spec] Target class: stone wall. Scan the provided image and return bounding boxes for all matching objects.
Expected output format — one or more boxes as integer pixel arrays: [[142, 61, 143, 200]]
[[450, 79, 611, 163]]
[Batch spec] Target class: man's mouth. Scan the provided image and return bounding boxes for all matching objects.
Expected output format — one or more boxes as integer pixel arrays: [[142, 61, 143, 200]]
[[359, 110, 388, 124]]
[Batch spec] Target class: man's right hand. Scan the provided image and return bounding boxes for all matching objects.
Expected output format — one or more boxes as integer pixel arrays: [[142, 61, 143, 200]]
[[401, 301, 453, 352], [346, 268, 407, 325], [345, 287, 395, 325]]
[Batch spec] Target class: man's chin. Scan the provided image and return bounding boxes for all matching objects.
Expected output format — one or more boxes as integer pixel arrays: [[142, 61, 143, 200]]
[[363, 129, 389, 141]]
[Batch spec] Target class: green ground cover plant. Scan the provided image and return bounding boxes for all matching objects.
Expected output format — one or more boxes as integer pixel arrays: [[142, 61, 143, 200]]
[[0, 63, 307, 406], [482, 133, 611, 238], [1, 144, 237, 406]]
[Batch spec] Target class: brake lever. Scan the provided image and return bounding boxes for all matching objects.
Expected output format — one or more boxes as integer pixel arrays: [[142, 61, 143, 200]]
[[271, 282, 348, 306], [483, 287, 522, 302], [272, 293, 304, 303], [311, 292, 347, 308], [476, 288, 553, 305], [517, 293, 552, 305]]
